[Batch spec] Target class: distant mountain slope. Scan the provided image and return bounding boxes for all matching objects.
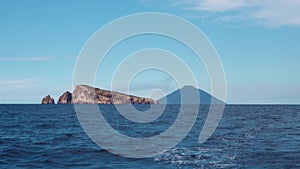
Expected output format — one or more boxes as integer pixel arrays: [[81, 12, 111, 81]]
[[159, 85, 224, 104]]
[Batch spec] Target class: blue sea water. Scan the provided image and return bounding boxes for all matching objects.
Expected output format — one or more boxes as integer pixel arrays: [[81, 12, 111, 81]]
[[0, 104, 299, 168]]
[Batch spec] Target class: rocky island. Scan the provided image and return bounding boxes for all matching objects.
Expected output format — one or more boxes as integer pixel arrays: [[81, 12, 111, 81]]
[[41, 95, 55, 104], [41, 85, 158, 104], [57, 91, 72, 104]]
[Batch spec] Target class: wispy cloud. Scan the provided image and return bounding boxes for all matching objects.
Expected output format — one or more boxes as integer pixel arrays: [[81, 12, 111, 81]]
[[0, 79, 38, 87], [0, 79, 44, 103], [181, 0, 248, 11], [0, 56, 52, 61], [140, 0, 300, 27]]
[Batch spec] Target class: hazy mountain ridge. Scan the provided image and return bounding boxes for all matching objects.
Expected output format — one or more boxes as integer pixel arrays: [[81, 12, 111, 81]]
[[159, 85, 224, 104]]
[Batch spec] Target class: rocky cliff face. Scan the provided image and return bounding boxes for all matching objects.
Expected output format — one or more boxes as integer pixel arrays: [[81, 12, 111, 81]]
[[57, 91, 72, 104], [72, 85, 158, 104], [41, 95, 55, 104], [41, 85, 158, 104]]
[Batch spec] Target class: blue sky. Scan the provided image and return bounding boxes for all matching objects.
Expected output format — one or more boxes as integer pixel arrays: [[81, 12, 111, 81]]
[[0, 0, 300, 104]]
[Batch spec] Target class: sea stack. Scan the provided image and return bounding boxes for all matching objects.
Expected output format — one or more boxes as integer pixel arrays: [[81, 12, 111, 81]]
[[41, 95, 55, 104], [57, 91, 72, 104]]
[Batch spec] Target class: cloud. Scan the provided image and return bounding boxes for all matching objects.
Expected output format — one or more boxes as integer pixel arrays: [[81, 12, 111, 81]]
[[0, 79, 38, 87], [104, 76, 178, 99], [183, 0, 248, 11], [227, 83, 300, 104], [0, 79, 44, 103], [0, 56, 52, 61], [141, 0, 300, 27]]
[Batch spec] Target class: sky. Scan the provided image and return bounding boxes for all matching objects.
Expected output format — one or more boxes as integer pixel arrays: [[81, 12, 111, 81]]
[[0, 0, 300, 104]]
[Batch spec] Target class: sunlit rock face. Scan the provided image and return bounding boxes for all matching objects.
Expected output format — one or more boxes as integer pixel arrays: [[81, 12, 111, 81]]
[[71, 85, 159, 104]]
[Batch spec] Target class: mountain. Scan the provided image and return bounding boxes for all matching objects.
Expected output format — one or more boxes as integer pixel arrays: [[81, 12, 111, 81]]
[[158, 85, 224, 104]]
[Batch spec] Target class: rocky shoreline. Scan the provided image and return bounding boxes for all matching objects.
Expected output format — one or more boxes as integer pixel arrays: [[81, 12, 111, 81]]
[[41, 85, 158, 104]]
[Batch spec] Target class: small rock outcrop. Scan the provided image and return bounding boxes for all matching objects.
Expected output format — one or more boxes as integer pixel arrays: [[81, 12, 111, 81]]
[[41, 95, 55, 104], [57, 91, 72, 104], [72, 85, 159, 104]]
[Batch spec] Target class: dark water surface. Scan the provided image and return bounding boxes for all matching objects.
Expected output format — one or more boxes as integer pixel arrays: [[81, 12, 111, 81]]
[[0, 105, 299, 168]]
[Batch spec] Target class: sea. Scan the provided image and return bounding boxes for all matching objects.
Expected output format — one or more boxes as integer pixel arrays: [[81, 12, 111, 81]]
[[0, 104, 299, 168]]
